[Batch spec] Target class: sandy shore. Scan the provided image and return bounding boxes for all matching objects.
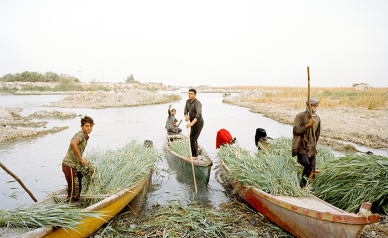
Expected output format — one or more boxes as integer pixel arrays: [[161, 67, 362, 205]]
[[0, 107, 76, 144], [223, 91, 388, 150], [46, 89, 180, 109]]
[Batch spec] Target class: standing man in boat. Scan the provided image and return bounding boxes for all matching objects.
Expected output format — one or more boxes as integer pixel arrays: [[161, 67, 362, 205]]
[[166, 104, 182, 134], [184, 88, 204, 158], [62, 116, 94, 203], [292, 98, 321, 189]]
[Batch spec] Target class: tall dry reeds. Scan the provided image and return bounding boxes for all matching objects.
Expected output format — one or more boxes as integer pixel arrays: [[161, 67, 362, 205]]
[[228, 86, 388, 110]]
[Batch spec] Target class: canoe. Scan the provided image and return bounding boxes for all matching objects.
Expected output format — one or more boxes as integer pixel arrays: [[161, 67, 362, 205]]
[[165, 133, 212, 185], [219, 156, 381, 238], [2, 170, 152, 238]]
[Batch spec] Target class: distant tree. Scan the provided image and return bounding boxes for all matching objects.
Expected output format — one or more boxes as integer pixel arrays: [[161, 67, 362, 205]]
[[0, 71, 80, 83], [126, 74, 137, 83]]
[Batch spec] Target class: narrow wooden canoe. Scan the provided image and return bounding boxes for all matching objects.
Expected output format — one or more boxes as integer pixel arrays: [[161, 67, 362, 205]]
[[2, 171, 152, 238], [219, 156, 381, 238], [165, 133, 212, 185]]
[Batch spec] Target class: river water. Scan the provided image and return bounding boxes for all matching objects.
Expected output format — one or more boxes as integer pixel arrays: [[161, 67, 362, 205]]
[[0, 92, 387, 210]]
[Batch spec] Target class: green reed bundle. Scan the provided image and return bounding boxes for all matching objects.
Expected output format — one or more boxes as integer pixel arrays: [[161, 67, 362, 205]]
[[168, 137, 190, 157], [81, 140, 161, 201], [313, 154, 388, 213], [257, 136, 335, 170], [220, 139, 307, 197], [0, 203, 102, 230]]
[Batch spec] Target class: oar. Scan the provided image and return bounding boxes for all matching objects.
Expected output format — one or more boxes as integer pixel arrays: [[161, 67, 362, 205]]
[[187, 123, 198, 193], [307, 66, 317, 177], [0, 161, 38, 202]]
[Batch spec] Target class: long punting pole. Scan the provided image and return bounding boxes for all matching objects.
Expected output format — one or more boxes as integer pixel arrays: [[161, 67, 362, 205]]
[[307, 66, 317, 176], [187, 125, 198, 193], [0, 161, 38, 202]]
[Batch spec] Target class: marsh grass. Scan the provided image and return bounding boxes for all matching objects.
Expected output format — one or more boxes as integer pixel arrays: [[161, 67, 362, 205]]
[[313, 154, 388, 213], [91, 201, 293, 238], [80, 140, 161, 207], [168, 137, 190, 157], [0, 203, 103, 230], [225, 86, 388, 109], [219, 137, 334, 197]]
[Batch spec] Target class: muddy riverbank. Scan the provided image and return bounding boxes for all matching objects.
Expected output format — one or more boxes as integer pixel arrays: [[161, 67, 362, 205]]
[[46, 89, 180, 109], [223, 91, 388, 149]]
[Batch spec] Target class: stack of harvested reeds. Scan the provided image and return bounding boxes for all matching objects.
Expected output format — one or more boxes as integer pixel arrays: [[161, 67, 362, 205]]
[[219, 137, 334, 197], [81, 140, 161, 205], [0, 203, 102, 230], [313, 154, 388, 213], [168, 137, 190, 157]]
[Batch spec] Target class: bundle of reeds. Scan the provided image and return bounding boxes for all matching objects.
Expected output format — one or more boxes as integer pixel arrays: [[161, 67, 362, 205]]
[[220, 137, 335, 197], [0, 203, 102, 230], [313, 154, 388, 213], [168, 137, 190, 157], [81, 140, 161, 202]]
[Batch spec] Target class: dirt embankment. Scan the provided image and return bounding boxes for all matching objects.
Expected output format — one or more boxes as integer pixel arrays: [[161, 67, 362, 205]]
[[0, 107, 76, 144], [223, 91, 388, 149], [46, 89, 180, 109], [0, 81, 173, 95]]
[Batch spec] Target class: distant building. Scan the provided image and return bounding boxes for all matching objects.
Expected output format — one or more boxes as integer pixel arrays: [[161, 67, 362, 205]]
[[353, 83, 372, 90]]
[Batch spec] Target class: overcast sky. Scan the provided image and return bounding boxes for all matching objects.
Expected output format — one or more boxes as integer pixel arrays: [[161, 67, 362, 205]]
[[0, 1, 387, 87]]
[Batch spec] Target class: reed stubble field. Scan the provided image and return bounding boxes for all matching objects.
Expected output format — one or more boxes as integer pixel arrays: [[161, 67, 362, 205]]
[[223, 86, 388, 150]]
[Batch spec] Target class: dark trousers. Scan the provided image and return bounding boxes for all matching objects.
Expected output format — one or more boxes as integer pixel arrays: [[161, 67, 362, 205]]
[[297, 154, 316, 187], [190, 120, 204, 157], [62, 164, 83, 203]]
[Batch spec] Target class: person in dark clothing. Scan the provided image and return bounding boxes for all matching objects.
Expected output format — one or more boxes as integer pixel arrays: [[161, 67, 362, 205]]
[[292, 98, 321, 188], [184, 88, 204, 157], [166, 104, 182, 134]]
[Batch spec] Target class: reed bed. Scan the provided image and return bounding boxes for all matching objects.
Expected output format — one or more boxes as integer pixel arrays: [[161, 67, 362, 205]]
[[225, 86, 388, 109], [219, 137, 334, 197], [0, 203, 102, 230], [168, 137, 191, 157], [313, 154, 388, 213], [81, 140, 161, 206]]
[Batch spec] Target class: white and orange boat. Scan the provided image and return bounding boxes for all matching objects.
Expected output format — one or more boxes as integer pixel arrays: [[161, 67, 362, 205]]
[[219, 157, 381, 238]]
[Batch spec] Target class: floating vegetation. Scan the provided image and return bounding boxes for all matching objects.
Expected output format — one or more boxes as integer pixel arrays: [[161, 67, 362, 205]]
[[313, 154, 388, 213], [168, 137, 190, 157], [0, 203, 102, 230], [91, 201, 293, 237], [219, 137, 335, 197], [81, 140, 161, 206]]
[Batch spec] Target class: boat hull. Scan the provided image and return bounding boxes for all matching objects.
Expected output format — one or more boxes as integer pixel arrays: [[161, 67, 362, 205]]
[[22, 171, 152, 238], [165, 133, 212, 185], [219, 156, 380, 238], [170, 152, 212, 185], [231, 180, 366, 238]]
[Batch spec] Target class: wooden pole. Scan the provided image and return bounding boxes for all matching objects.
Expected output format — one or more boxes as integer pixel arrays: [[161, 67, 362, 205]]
[[0, 161, 38, 202], [307, 66, 316, 142], [187, 125, 198, 193], [307, 66, 317, 178]]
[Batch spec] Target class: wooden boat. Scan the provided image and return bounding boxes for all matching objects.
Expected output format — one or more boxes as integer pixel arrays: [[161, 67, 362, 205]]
[[219, 156, 381, 238], [1, 171, 152, 238], [165, 133, 212, 185]]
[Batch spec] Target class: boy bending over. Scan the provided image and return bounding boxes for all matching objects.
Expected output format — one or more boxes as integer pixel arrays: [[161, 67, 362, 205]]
[[62, 116, 94, 203]]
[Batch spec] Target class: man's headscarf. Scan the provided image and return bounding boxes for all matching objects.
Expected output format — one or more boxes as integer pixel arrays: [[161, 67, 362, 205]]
[[306, 98, 319, 117]]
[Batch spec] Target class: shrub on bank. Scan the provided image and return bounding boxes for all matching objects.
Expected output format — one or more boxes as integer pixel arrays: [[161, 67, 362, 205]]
[[0, 71, 80, 83]]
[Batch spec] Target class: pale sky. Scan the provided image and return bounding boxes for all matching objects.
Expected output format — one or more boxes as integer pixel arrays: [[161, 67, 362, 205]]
[[1, 1, 387, 87]]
